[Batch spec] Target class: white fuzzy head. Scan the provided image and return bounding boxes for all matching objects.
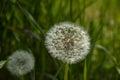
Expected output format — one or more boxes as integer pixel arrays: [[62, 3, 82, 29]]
[[7, 50, 35, 76], [45, 22, 90, 64]]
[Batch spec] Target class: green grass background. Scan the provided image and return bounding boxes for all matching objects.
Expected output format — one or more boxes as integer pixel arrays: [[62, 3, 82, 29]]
[[0, 0, 120, 80]]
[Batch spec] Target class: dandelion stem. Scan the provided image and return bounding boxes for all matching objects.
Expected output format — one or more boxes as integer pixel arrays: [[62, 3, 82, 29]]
[[64, 64, 69, 80], [20, 75, 24, 80], [31, 69, 35, 80], [84, 59, 87, 80]]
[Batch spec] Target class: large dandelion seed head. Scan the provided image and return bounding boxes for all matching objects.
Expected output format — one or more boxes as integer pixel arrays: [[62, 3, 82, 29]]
[[45, 22, 90, 64], [7, 50, 35, 76]]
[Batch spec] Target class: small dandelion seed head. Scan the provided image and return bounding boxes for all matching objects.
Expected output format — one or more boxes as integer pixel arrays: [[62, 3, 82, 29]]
[[7, 50, 35, 76], [45, 22, 90, 64]]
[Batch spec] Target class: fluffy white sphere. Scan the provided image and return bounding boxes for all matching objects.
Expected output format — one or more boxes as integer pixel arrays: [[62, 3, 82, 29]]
[[7, 50, 35, 76], [45, 22, 90, 64]]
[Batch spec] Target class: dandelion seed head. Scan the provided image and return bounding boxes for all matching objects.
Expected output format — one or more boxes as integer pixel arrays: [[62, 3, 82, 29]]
[[45, 22, 90, 64], [7, 50, 35, 76]]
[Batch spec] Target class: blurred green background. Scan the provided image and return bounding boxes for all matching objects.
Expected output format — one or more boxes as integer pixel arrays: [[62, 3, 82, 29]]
[[0, 0, 120, 80]]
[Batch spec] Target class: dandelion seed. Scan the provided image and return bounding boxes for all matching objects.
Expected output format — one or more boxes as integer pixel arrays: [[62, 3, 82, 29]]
[[45, 22, 90, 64], [7, 50, 35, 76]]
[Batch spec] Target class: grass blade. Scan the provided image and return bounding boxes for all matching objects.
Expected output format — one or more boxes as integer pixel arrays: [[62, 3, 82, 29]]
[[17, 2, 45, 39]]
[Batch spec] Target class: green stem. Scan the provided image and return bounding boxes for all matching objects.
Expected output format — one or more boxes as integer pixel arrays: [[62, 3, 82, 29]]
[[31, 69, 35, 80], [33, 68, 35, 80], [64, 64, 69, 80], [20, 75, 24, 80], [84, 59, 87, 80]]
